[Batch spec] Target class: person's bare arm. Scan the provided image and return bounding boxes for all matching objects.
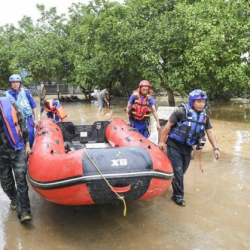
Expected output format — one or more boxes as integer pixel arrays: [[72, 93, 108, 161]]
[[206, 129, 220, 160], [32, 107, 38, 127], [104, 97, 109, 106], [126, 103, 132, 121], [158, 120, 175, 150], [151, 105, 160, 130]]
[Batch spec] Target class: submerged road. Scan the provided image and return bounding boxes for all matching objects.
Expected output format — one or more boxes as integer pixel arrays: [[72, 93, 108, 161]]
[[0, 97, 250, 249]]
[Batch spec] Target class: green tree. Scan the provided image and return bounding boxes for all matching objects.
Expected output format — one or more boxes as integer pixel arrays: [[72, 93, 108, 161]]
[[125, 0, 250, 105], [11, 5, 69, 86], [179, 0, 250, 100], [67, 0, 142, 99], [0, 25, 17, 87], [1, 0, 249, 103]]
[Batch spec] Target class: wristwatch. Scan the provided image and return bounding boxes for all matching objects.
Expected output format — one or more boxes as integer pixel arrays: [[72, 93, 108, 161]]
[[213, 148, 220, 151]]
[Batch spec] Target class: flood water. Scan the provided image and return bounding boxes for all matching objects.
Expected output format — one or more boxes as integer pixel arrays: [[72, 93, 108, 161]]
[[0, 95, 250, 250]]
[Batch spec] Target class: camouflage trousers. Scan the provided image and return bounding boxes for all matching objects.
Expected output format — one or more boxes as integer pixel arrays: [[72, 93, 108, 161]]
[[0, 148, 30, 218]]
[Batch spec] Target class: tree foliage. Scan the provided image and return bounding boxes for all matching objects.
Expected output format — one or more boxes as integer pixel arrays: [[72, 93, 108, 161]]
[[0, 25, 17, 87], [0, 0, 249, 104]]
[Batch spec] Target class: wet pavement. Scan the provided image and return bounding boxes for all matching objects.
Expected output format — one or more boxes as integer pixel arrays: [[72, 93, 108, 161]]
[[0, 96, 250, 250]]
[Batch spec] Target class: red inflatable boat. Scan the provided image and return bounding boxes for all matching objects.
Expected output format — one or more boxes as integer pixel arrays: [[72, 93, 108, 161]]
[[28, 118, 173, 206]]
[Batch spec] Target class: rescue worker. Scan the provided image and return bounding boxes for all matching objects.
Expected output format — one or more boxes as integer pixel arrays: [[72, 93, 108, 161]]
[[97, 89, 109, 115], [0, 97, 31, 222], [126, 80, 160, 138], [40, 99, 67, 122], [5, 74, 38, 147], [158, 89, 220, 206]]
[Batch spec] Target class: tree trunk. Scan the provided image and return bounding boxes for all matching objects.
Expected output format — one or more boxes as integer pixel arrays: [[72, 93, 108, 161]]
[[57, 83, 60, 100], [160, 84, 175, 106], [88, 87, 92, 101], [80, 86, 88, 100], [166, 88, 175, 107], [43, 68, 46, 86], [108, 81, 113, 106]]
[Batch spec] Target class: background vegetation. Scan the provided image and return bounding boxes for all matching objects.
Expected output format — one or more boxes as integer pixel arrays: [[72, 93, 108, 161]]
[[0, 0, 249, 105]]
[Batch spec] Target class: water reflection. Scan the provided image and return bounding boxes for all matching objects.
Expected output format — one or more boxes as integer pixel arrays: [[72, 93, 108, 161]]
[[156, 97, 250, 123], [234, 130, 250, 152], [36, 96, 250, 124], [0, 95, 249, 249]]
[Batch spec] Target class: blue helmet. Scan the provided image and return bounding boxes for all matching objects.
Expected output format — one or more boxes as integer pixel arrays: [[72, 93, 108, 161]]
[[189, 89, 208, 108], [9, 74, 22, 83]]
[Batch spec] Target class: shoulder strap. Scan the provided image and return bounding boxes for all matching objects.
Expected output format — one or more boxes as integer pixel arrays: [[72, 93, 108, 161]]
[[180, 103, 190, 118]]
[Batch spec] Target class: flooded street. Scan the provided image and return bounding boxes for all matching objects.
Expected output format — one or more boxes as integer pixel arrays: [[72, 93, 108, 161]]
[[0, 96, 250, 250]]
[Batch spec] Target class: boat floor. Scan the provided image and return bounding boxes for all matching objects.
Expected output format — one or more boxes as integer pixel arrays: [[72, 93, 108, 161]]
[[70, 141, 112, 149]]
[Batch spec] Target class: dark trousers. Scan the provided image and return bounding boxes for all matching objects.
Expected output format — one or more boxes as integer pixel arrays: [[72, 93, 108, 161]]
[[167, 146, 191, 199], [0, 148, 30, 218]]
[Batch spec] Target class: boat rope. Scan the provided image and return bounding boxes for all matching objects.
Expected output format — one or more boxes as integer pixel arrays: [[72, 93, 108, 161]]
[[83, 148, 127, 216], [199, 149, 204, 172]]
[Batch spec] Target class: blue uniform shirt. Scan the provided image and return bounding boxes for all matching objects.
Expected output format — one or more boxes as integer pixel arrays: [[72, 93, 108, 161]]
[[5, 89, 37, 109], [128, 94, 155, 106]]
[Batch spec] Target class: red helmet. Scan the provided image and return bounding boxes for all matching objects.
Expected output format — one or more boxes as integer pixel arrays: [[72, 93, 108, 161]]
[[139, 80, 151, 88]]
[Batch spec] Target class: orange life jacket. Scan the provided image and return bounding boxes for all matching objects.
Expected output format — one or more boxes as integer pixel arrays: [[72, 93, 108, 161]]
[[130, 90, 152, 121], [45, 99, 68, 122], [0, 98, 24, 150]]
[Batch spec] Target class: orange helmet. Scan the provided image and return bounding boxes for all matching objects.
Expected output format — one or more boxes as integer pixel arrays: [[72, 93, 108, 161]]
[[139, 80, 151, 88]]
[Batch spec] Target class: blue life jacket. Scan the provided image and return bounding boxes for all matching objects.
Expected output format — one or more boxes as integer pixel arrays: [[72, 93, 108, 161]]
[[0, 97, 24, 150], [5, 89, 33, 119], [168, 103, 207, 146]]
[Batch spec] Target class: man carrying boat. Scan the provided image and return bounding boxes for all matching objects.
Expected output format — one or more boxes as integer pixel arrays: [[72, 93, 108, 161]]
[[5, 74, 38, 147], [126, 80, 160, 138], [40, 99, 67, 122], [158, 89, 220, 206], [0, 97, 31, 223]]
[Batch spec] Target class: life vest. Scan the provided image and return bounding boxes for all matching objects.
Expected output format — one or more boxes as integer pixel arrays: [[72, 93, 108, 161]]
[[0, 98, 24, 150], [129, 90, 152, 121], [168, 103, 207, 146], [45, 99, 68, 122], [5, 89, 33, 119]]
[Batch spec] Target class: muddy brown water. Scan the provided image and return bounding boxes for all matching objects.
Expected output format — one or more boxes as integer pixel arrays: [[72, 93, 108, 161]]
[[0, 96, 250, 250]]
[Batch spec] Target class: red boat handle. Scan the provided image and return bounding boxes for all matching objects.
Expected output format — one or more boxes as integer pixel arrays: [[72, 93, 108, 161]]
[[111, 185, 131, 193]]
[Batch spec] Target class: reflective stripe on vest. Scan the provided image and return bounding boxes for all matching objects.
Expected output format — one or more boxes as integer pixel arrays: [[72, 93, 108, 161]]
[[130, 92, 152, 121], [168, 103, 206, 146], [5, 89, 33, 118], [0, 98, 24, 150]]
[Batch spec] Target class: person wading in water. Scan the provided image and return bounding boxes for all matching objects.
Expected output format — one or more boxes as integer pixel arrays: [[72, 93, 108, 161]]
[[0, 97, 32, 222], [126, 80, 160, 138], [158, 89, 220, 206], [97, 89, 109, 115]]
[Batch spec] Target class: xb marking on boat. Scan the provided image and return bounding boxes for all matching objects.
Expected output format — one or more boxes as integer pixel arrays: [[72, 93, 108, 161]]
[[111, 159, 128, 167]]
